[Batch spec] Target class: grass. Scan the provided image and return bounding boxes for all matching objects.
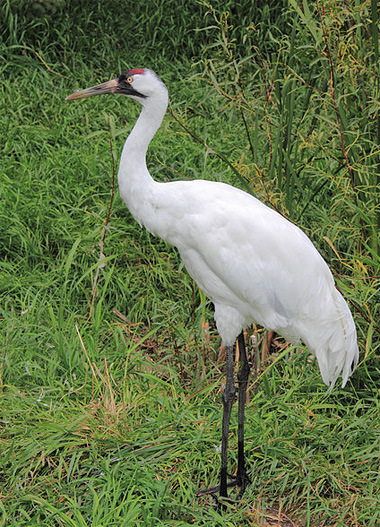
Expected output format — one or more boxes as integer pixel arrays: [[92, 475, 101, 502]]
[[1, 1, 380, 526]]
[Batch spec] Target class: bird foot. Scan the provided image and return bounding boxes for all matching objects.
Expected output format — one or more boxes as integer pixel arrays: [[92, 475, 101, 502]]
[[196, 475, 238, 498], [236, 469, 251, 499], [196, 484, 236, 513], [196, 469, 250, 503]]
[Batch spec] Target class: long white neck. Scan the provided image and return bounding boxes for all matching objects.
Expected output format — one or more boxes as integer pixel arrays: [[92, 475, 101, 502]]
[[117, 91, 168, 224]]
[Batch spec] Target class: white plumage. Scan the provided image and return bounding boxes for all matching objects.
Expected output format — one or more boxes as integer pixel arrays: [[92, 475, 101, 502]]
[[66, 68, 359, 501], [142, 176, 358, 388]]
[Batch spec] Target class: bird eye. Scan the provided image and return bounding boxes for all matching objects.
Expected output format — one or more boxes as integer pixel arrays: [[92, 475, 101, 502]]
[[127, 76, 133, 83]]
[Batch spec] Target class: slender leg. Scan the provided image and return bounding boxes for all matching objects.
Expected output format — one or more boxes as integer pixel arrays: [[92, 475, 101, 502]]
[[196, 336, 250, 506], [236, 331, 251, 498], [219, 343, 236, 500], [196, 343, 237, 506]]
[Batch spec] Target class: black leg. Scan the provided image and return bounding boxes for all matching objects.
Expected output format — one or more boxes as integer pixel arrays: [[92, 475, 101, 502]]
[[196, 334, 251, 507], [219, 343, 236, 501], [236, 331, 251, 498]]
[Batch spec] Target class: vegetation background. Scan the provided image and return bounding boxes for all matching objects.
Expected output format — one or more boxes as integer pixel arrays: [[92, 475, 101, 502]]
[[1, 0, 380, 525]]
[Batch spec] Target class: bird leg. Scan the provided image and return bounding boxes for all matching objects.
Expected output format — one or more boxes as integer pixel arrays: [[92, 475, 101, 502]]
[[219, 342, 236, 500], [196, 342, 236, 506], [236, 331, 251, 498], [197, 332, 251, 508]]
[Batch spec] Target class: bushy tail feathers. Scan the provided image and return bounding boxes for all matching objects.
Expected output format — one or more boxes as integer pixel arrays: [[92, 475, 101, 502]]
[[312, 289, 359, 391]]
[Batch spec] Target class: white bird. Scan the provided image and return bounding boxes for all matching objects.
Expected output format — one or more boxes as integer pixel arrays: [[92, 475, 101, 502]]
[[66, 68, 359, 506]]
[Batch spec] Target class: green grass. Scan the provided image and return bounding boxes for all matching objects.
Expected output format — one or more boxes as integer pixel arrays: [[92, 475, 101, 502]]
[[1, 1, 380, 526]]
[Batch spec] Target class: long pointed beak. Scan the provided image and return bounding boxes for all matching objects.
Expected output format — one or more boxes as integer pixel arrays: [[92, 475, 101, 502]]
[[65, 78, 119, 100]]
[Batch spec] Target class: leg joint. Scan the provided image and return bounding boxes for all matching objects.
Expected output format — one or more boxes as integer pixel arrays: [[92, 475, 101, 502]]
[[222, 383, 236, 404]]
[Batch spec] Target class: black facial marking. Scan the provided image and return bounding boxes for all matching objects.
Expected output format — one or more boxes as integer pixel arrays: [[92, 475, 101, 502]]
[[117, 72, 147, 98]]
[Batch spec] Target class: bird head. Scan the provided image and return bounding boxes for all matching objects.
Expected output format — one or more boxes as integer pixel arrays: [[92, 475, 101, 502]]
[[66, 68, 168, 105]]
